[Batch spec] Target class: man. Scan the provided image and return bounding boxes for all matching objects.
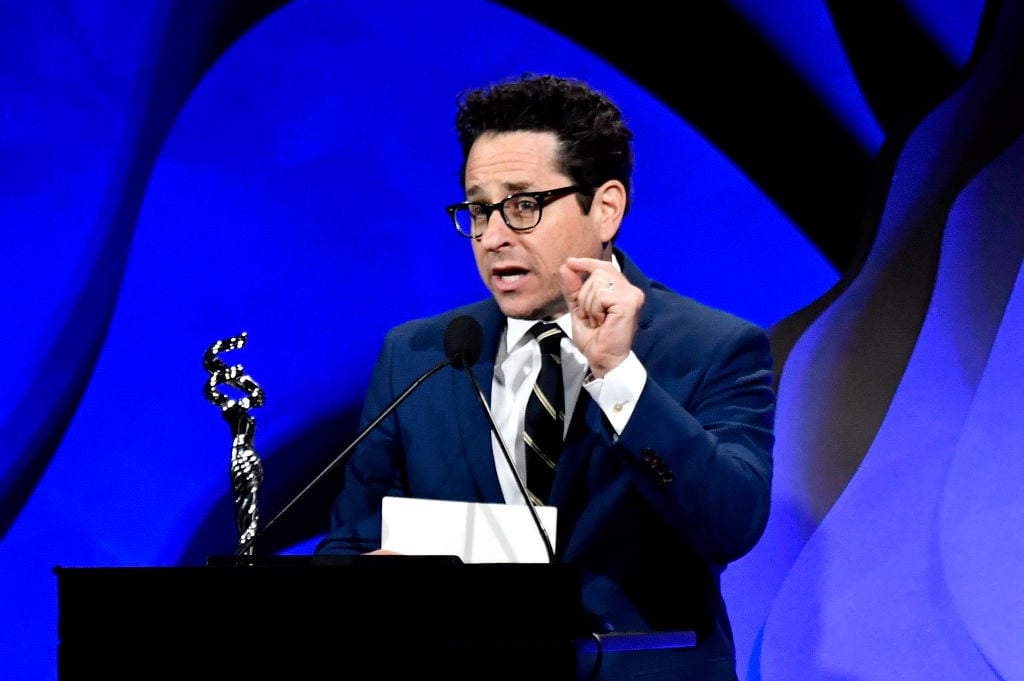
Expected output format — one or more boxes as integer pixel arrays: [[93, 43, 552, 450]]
[[316, 73, 775, 680]]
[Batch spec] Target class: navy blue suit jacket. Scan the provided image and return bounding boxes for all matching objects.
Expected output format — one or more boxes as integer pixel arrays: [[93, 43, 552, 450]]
[[317, 250, 775, 680]]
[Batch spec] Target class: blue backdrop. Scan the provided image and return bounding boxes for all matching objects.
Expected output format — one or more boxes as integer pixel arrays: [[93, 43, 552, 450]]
[[2, 1, 1022, 679]]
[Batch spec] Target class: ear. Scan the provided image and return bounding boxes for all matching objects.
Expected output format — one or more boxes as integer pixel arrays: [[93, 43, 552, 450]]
[[591, 180, 626, 243]]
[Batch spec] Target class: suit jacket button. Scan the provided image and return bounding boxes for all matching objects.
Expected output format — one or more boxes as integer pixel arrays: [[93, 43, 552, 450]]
[[641, 448, 656, 463]]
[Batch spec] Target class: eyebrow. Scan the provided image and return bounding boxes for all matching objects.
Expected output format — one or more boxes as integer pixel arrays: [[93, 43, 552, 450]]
[[465, 182, 533, 201]]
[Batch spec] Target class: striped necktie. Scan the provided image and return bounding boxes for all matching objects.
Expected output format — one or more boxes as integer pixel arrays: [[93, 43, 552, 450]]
[[523, 322, 565, 504]]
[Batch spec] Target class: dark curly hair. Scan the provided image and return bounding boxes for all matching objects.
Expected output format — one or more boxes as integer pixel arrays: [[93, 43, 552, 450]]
[[454, 73, 634, 216]]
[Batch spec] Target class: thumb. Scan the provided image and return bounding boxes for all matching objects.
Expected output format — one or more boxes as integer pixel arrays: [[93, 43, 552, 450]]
[[560, 263, 583, 309]]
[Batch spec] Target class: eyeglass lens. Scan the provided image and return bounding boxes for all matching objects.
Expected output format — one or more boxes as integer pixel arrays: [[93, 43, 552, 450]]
[[453, 194, 544, 237]]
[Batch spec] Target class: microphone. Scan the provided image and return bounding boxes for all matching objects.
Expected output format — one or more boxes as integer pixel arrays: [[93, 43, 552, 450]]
[[234, 318, 465, 556], [443, 314, 483, 370], [444, 315, 557, 563]]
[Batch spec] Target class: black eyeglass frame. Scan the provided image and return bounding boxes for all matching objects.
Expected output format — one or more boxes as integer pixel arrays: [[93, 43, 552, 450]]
[[445, 185, 582, 238]]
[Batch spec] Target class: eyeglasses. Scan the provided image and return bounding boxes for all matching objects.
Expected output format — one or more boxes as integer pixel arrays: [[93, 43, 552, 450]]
[[446, 185, 581, 239]]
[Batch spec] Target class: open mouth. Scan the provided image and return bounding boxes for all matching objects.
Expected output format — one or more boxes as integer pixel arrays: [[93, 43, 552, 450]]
[[493, 266, 529, 289]]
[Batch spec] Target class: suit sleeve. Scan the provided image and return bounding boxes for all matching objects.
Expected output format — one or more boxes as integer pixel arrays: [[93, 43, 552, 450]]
[[315, 330, 407, 555], [616, 320, 775, 565]]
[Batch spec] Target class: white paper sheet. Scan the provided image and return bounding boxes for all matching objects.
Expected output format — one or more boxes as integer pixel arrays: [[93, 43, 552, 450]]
[[381, 496, 557, 564]]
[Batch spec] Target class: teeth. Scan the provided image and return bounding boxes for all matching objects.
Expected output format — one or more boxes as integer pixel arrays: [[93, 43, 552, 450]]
[[498, 274, 524, 282]]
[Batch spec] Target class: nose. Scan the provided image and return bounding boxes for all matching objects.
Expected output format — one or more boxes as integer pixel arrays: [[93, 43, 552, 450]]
[[476, 208, 513, 248]]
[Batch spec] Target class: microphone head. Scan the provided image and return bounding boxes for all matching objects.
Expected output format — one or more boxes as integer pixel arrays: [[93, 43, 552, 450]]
[[444, 315, 484, 370]]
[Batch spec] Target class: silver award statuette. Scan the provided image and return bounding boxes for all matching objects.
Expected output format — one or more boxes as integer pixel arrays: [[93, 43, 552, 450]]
[[202, 332, 265, 555]]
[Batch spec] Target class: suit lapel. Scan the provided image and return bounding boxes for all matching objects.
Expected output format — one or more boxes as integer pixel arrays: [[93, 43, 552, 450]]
[[548, 388, 601, 505]]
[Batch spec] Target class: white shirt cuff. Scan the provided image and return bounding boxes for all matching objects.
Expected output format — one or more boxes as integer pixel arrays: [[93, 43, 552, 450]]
[[582, 351, 646, 435]]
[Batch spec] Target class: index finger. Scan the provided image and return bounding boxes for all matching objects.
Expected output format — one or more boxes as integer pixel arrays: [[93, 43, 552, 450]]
[[563, 256, 606, 279]]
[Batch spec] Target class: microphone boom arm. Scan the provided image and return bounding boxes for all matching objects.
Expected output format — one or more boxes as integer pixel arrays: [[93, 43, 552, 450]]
[[234, 356, 453, 556], [459, 361, 557, 563]]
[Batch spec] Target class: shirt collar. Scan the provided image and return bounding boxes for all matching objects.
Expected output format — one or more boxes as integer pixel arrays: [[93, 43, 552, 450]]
[[505, 314, 571, 350]]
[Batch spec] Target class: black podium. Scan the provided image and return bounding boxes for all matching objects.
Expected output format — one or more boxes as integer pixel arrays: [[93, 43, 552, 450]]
[[55, 555, 586, 680]]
